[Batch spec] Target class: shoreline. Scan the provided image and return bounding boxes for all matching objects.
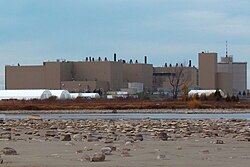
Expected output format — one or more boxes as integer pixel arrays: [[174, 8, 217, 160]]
[[1, 108, 250, 115], [1, 118, 250, 167]]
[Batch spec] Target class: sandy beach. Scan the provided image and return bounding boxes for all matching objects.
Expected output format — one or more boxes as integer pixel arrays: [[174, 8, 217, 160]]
[[1, 117, 250, 167]]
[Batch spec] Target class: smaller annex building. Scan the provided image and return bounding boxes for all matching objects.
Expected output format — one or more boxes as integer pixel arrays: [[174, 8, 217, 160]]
[[70, 93, 100, 99], [0, 89, 52, 100]]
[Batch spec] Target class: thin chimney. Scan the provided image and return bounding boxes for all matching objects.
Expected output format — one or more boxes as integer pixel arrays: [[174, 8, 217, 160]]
[[189, 60, 191, 67], [114, 53, 117, 62]]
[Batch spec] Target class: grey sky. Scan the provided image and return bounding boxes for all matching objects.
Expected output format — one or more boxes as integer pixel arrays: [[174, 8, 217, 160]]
[[0, 0, 249, 89]]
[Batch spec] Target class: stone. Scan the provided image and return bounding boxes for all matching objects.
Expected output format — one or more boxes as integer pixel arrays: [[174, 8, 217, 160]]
[[125, 141, 133, 146], [156, 154, 169, 160], [213, 139, 224, 144], [134, 134, 143, 141], [105, 145, 116, 151], [121, 150, 130, 157], [3, 128, 11, 131], [72, 134, 82, 141], [200, 149, 210, 154], [81, 154, 91, 162], [101, 147, 112, 155], [91, 153, 105, 162], [1, 147, 17, 155], [76, 150, 83, 154], [83, 146, 92, 151], [158, 132, 168, 141], [61, 134, 71, 141], [176, 146, 182, 150], [45, 131, 58, 137], [0, 132, 11, 140]]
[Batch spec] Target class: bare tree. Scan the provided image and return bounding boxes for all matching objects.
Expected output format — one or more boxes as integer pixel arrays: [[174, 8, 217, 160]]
[[168, 65, 189, 99]]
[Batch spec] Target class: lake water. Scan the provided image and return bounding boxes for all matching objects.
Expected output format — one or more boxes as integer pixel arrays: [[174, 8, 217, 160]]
[[1, 113, 250, 120]]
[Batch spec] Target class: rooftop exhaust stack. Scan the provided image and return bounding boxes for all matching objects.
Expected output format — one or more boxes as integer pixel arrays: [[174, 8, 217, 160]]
[[130, 59, 133, 64], [144, 56, 147, 64], [189, 60, 191, 67], [114, 53, 117, 62]]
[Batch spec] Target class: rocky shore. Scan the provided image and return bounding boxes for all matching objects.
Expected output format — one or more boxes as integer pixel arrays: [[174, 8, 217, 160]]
[[1, 117, 250, 166]]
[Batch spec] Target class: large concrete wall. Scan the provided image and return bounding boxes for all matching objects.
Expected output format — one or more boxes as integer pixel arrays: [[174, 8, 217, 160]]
[[61, 81, 109, 92], [232, 63, 247, 93], [199, 52, 217, 89], [73, 61, 123, 91], [217, 62, 247, 94], [216, 72, 233, 95], [60, 62, 73, 82], [5, 66, 45, 89], [44, 62, 61, 89], [123, 64, 153, 91]]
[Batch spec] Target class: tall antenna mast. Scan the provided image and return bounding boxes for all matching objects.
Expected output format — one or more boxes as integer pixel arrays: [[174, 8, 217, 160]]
[[226, 40, 228, 57]]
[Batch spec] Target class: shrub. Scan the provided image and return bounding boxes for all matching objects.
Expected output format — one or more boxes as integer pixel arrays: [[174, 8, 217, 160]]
[[47, 96, 57, 101], [225, 95, 231, 102], [199, 94, 208, 101], [188, 100, 202, 109]]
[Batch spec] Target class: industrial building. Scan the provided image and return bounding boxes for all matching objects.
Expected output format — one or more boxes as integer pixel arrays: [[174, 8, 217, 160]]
[[199, 52, 247, 95], [5, 54, 153, 93], [4, 51, 247, 96]]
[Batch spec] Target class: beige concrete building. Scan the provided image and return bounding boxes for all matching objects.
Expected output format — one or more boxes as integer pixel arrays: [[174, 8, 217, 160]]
[[123, 63, 153, 91], [5, 52, 247, 95], [198, 52, 247, 95], [5, 56, 153, 93], [198, 52, 218, 89], [217, 56, 247, 95]]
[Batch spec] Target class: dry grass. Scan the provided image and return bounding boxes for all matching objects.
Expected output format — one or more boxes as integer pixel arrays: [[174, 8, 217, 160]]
[[0, 98, 249, 111]]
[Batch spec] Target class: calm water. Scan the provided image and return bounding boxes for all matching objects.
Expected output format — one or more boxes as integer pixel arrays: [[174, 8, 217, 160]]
[[1, 113, 250, 120]]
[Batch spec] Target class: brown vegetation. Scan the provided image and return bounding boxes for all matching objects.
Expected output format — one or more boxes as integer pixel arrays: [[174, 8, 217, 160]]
[[0, 98, 249, 111]]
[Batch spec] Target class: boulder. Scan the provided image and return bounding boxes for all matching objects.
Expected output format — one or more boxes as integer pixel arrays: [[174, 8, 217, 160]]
[[134, 134, 143, 141], [81, 154, 91, 162], [0, 132, 11, 140], [156, 154, 169, 160], [61, 134, 71, 141], [1, 147, 17, 155], [101, 147, 112, 155], [0, 155, 3, 164], [158, 132, 168, 141], [45, 131, 58, 137], [91, 153, 105, 162], [72, 134, 82, 141], [213, 139, 224, 144]]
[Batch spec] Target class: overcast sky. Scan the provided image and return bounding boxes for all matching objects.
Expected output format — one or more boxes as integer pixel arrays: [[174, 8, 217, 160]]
[[0, 0, 249, 89]]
